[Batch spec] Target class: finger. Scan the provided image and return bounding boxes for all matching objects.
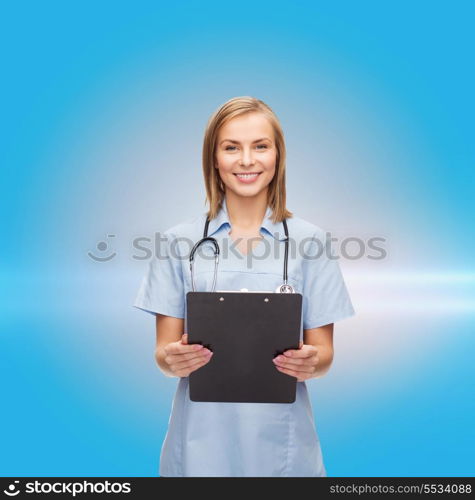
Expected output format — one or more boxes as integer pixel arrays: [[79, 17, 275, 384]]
[[187, 354, 213, 374], [275, 365, 305, 380], [174, 359, 209, 377], [273, 355, 311, 367], [181, 333, 188, 344], [172, 351, 213, 372], [274, 353, 319, 367], [166, 349, 211, 364], [175, 354, 213, 377], [299, 340, 303, 349], [283, 346, 317, 358], [274, 359, 315, 373], [166, 342, 204, 354]]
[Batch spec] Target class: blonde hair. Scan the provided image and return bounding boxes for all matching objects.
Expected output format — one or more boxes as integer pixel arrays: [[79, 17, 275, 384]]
[[202, 96, 293, 223]]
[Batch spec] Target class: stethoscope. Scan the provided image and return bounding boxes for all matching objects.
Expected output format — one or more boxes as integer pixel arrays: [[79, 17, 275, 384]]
[[189, 214, 295, 294]]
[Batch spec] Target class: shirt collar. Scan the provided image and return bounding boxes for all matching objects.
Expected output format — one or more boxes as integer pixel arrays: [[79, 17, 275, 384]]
[[206, 198, 287, 241]]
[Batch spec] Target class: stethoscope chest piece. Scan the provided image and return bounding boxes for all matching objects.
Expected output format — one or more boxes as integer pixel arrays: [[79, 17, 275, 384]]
[[276, 284, 295, 294]]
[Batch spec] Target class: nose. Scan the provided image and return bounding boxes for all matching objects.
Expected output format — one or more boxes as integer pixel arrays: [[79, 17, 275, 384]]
[[240, 147, 255, 166]]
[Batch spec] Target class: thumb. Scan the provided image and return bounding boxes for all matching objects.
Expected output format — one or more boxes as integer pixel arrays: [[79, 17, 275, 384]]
[[181, 333, 188, 344], [299, 340, 303, 349]]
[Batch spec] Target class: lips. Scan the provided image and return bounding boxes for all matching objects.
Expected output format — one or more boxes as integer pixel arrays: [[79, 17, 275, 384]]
[[234, 172, 262, 184]]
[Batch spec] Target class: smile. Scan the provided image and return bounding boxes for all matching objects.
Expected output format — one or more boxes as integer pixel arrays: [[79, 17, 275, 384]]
[[234, 172, 262, 183]]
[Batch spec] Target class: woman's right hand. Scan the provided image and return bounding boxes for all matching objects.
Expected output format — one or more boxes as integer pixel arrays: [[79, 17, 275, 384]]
[[163, 333, 213, 377]]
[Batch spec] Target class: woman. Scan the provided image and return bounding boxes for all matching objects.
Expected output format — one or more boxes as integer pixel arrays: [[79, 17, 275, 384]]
[[134, 96, 355, 477]]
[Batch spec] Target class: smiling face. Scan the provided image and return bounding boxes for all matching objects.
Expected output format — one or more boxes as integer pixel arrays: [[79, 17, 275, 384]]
[[215, 112, 277, 199]]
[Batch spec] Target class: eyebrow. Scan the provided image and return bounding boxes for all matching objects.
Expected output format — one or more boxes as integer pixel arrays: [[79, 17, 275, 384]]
[[219, 137, 272, 145]]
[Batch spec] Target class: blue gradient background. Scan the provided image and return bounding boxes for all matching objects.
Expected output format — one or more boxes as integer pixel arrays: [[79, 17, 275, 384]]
[[1, 1, 474, 477]]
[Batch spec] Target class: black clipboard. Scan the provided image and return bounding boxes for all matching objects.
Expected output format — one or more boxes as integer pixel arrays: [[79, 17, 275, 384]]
[[186, 291, 303, 403]]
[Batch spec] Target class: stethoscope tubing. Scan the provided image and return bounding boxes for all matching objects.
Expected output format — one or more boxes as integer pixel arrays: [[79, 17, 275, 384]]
[[189, 214, 292, 293]]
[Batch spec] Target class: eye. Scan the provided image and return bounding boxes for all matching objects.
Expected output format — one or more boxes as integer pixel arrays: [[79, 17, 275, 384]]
[[225, 145, 236, 151], [256, 144, 268, 149]]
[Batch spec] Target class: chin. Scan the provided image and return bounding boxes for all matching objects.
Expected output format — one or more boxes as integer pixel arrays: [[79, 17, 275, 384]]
[[227, 186, 267, 198]]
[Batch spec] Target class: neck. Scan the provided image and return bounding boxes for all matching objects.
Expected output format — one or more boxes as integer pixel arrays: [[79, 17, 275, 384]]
[[224, 189, 268, 230]]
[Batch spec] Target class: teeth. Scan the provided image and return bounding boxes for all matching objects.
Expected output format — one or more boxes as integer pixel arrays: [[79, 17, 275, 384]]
[[237, 173, 258, 178]]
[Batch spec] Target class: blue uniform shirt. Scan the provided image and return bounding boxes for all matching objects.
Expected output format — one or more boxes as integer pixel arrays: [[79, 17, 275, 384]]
[[134, 197, 355, 477]]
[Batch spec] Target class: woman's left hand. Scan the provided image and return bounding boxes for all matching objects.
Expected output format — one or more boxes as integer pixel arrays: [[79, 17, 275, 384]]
[[272, 341, 320, 382]]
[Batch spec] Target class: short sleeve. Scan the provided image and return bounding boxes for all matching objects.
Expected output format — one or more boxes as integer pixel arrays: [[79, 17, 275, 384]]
[[133, 231, 185, 319], [301, 231, 355, 329]]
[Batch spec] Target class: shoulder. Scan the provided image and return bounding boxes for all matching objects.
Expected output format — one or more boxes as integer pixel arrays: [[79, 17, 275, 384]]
[[161, 212, 208, 241], [287, 214, 336, 271], [285, 214, 328, 243], [152, 213, 207, 261]]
